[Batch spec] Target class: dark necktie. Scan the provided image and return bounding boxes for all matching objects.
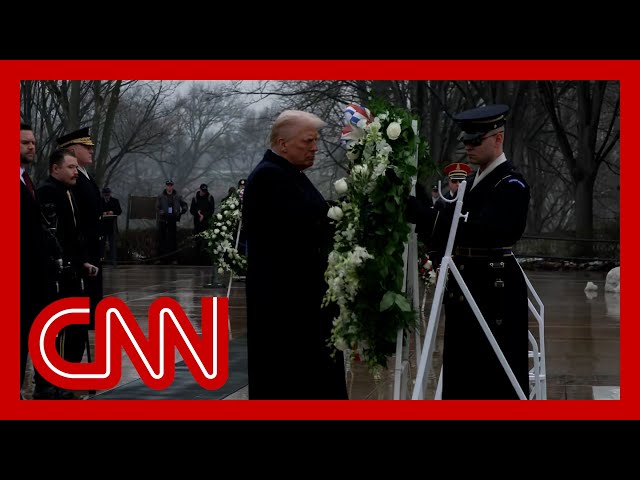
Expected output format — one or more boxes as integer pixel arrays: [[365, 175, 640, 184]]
[[23, 171, 35, 199]]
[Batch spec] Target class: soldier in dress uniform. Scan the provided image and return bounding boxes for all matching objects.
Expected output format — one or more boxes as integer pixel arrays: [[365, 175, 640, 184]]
[[443, 162, 472, 200], [56, 128, 103, 345], [426, 162, 473, 269], [37, 149, 100, 397], [408, 104, 530, 399]]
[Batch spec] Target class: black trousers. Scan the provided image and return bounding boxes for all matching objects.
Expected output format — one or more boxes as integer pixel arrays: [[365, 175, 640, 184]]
[[158, 220, 178, 262]]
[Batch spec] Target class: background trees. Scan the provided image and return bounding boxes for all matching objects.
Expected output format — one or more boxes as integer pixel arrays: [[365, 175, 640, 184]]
[[20, 79, 619, 248]]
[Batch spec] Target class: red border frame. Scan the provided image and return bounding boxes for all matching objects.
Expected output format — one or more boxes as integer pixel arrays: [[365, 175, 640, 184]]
[[3, 60, 632, 419]]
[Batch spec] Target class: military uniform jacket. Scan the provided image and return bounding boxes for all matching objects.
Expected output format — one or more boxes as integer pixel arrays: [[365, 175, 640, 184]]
[[72, 171, 102, 264], [430, 161, 530, 399], [37, 177, 89, 294], [242, 149, 347, 399]]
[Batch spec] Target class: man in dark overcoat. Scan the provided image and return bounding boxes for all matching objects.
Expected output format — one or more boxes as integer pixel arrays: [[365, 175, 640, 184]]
[[20, 123, 59, 399], [242, 110, 348, 400], [409, 104, 530, 399]]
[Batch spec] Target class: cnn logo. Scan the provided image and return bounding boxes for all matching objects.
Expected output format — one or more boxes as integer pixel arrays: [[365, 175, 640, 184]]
[[28, 296, 228, 391]]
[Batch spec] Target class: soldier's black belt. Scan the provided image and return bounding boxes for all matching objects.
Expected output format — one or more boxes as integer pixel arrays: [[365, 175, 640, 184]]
[[455, 247, 513, 257]]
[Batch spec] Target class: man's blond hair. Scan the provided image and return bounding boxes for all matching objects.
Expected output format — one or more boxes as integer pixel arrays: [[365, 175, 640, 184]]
[[270, 110, 326, 148]]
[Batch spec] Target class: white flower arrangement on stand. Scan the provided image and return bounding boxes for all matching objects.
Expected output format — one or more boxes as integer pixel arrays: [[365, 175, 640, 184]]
[[198, 192, 247, 276]]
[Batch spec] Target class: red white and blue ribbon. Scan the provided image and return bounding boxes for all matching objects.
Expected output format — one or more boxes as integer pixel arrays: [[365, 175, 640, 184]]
[[341, 102, 372, 144]]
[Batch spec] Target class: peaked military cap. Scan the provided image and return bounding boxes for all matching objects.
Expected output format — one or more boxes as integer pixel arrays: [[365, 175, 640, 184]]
[[238, 179, 247, 187], [56, 127, 95, 148], [444, 162, 473, 181], [453, 104, 509, 145]]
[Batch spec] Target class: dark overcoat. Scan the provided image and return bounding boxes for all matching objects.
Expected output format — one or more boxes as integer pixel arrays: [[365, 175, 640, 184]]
[[71, 172, 103, 327], [100, 196, 122, 235], [242, 149, 348, 399], [20, 180, 52, 388]]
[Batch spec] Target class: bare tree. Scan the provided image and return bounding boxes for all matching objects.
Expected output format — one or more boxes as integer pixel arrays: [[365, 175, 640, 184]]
[[143, 82, 249, 197], [102, 81, 181, 187], [538, 80, 620, 251]]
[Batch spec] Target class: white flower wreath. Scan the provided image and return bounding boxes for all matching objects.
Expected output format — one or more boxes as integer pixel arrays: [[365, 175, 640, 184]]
[[322, 99, 428, 372], [198, 192, 247, 275]]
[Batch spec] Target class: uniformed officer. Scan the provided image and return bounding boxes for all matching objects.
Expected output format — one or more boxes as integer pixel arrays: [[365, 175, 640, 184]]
[[56, 128, 103, 340], [408, 104, 531, 399], [443, 162, 472, 200], [425, 162, 474, 268], [37, 149, 100, 398]]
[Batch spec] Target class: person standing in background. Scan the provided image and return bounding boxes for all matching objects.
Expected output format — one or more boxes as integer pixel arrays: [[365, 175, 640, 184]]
[[156, 180, 187, 264], [431, 184, 445, 210], [442, 162, 472, 200], [190, 183, 215, 265], [99, 187, 122, 267], [190, 183, 215, 235]]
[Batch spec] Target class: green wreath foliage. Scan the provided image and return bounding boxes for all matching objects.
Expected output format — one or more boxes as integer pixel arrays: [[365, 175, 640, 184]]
[[323, 97, 429, 372]]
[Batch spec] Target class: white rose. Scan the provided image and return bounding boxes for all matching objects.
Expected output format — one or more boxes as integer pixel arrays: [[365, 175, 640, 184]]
[[386, 122, 402, 140], [352, 164, 368, 176], [334, 178, 348, 195], [327, 206, 344, 221], [217, 213, 223, 220]]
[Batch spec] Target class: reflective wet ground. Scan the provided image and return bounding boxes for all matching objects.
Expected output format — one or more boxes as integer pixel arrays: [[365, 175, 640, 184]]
[[22, 265, 620, 400]]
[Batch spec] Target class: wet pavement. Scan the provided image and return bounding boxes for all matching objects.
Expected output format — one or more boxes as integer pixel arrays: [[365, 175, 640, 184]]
[[22, 265, 620, 400]]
